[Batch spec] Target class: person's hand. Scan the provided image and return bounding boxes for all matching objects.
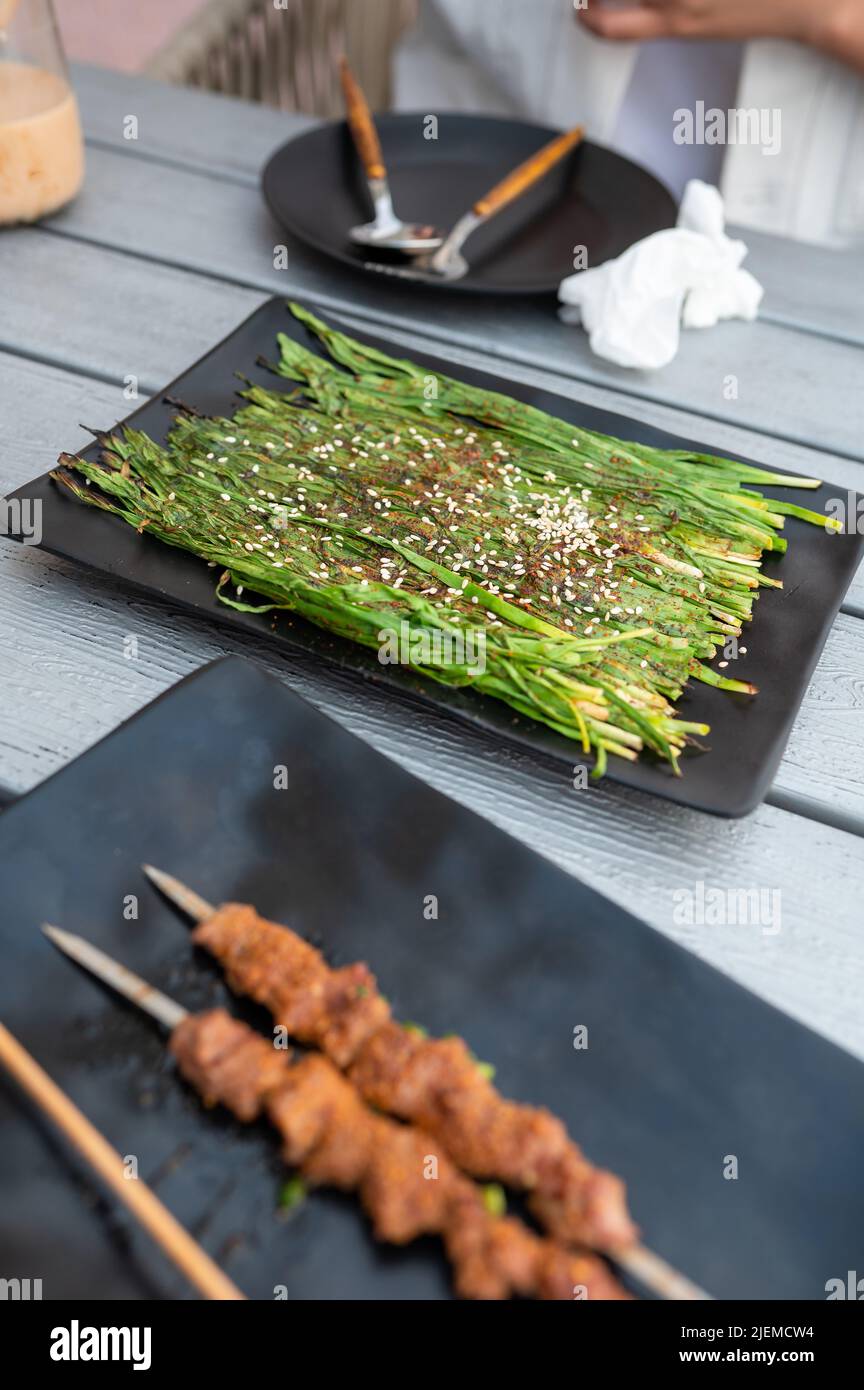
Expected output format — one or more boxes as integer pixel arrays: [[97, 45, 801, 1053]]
[[578, 0, 864, 74]]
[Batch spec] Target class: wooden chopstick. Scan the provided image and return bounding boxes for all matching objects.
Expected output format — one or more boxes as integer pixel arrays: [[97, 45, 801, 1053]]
[[0, 1019, 245, 1301]]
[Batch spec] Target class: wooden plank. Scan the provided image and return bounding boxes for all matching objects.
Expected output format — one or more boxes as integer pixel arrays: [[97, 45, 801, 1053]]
[[0, 353, 128, 491], [0, 64, 856, 1065], [1, 347, 864, 895], [737, 227, 864, 349], [32, 144, 864, 460], [71, 63, 864, 349], [0, 240, 860, 602], [73, 63, 308, 185], [0, 230, 265, 392], [768, 614, 864, 827], [1, 535, 863, 1061]]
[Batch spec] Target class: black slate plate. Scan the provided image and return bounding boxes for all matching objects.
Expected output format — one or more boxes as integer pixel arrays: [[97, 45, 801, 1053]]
[[0, 656, 861, 1300], [261, 113, 677, 294], [6, 297, 863, 817]]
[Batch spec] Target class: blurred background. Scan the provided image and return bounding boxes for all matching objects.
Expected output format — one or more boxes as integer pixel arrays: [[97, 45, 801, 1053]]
[[46, 0, 864, 245], [56, 0, 418, 115]]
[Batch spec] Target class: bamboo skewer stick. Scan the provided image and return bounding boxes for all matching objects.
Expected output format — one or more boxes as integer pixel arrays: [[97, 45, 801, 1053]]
[[144, 864, 215, 922], [45, 926, 638, 1303], [142, 865, 712, 1302], [0, 987, 244, 1303]]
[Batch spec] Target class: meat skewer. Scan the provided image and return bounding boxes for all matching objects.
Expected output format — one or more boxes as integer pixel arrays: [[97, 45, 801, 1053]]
[[142, 866, 711, 1301], [43, 925, 630, 1301]]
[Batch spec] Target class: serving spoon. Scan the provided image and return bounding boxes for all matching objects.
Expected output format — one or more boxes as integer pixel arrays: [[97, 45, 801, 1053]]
[[339, 58, 444, 254]]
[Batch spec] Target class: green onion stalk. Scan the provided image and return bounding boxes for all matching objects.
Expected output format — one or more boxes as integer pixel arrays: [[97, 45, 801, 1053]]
[[53, 303, 837, 777]]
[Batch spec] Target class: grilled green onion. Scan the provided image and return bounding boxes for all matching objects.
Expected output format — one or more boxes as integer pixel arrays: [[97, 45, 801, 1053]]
[[53, 303, 834, 776]]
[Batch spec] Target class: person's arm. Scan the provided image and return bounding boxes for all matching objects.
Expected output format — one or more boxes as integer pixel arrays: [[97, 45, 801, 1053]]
[[579, 0, 864, 77]]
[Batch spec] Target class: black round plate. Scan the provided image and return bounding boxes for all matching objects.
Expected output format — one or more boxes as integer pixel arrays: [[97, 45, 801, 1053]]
[[261, 112, 677, 295]]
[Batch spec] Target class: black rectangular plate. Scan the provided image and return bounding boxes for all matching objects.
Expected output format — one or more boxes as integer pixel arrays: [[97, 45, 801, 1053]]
[[6, 297, 863, 816], [1, 656, 862, 1300]]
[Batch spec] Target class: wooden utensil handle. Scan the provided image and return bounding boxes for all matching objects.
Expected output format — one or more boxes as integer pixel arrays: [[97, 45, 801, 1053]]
[[474, 125, 585, 218], [339, 57, 385, 180]]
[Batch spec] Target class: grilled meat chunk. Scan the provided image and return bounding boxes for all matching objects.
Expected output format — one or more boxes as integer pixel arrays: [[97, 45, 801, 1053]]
[[170, 1009, 629, 1299], [193, 905, 637, 1250]]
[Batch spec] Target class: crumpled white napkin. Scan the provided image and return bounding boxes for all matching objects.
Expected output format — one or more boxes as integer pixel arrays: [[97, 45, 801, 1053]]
[[558, 180, 763, 370]]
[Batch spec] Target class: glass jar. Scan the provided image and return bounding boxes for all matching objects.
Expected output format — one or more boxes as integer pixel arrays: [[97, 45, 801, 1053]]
[[0, 0, 84, 225]]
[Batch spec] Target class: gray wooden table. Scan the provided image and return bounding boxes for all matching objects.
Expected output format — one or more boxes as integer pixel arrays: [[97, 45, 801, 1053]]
[[2, 65, 863, 1060]]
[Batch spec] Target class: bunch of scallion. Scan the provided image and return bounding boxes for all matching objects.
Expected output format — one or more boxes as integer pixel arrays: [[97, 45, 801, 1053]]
[[54, 303, 836, 777]]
